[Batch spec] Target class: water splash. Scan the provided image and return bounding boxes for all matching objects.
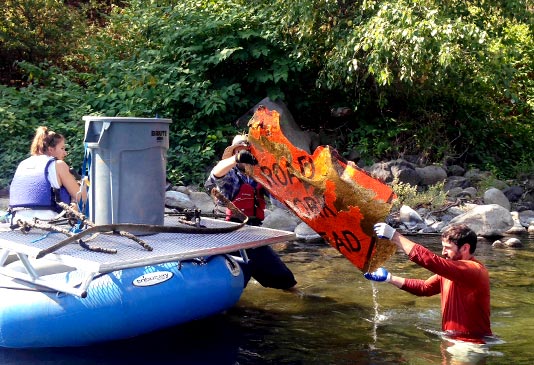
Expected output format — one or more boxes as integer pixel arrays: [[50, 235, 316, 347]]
[[420, 326, 506, 361], [444, 338, 504, 362], [368, 282, 388, 348]]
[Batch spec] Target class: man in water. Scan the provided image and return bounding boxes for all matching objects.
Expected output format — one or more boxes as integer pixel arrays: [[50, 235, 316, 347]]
[[364, 223, 492, 343]]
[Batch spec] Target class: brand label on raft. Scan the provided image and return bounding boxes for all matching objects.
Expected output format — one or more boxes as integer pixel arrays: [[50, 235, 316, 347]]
[[132, 271, 173, 287]]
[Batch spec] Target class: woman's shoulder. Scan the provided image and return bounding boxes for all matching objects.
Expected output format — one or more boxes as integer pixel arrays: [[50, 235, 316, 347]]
[[54, 160, 72, 175], [54, 159, 70, 169]]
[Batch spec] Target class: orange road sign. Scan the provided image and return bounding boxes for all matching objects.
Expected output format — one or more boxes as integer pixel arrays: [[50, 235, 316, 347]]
[[246, 106, 397, 272]]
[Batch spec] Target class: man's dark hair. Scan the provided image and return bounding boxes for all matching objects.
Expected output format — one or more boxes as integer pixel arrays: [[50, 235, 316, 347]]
[[442, 224, 477, 254]]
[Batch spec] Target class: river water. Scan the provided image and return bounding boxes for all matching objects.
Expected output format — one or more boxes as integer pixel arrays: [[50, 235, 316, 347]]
[[1, 234, 533, 365]]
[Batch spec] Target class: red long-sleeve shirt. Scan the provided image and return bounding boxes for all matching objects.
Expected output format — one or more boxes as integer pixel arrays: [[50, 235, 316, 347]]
[[401, 244, 492, 341]]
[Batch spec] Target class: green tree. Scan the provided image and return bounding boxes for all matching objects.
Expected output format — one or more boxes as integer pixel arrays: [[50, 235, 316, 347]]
[[0, 0, 89, 84], [77, 0, 308, 184], [309, 0, 534, 172], [0, 0, 533, 190]]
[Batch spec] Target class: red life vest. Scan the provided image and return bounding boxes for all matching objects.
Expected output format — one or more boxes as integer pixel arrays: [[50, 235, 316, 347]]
[[226, 182, 266, 221]]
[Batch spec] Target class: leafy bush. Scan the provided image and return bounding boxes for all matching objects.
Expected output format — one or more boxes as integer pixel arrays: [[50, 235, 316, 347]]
[[0, 64, 90, 187], [75, 0, 309, 186], [392, 180, 448, 211], [312, 0, 534, 172], [0, 0, 88, 84]]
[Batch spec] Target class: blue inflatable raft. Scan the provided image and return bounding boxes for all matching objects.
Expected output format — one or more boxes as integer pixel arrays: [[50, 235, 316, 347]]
[[0, 218, 294, 348]]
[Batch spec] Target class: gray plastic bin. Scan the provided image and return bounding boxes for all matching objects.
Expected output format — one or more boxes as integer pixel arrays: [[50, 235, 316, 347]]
[[83, 116, 172, 227]]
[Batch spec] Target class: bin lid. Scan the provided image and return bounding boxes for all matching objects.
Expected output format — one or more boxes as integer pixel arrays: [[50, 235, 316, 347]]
[[82, 116, 172, 124]]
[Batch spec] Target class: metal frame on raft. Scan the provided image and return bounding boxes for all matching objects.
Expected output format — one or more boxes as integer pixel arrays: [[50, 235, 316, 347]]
[[0, 217, 296, 298]]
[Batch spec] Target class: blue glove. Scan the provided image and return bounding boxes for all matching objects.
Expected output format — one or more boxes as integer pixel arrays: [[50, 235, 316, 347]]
[[373, 222, 396, 240], [364, 267, 391, 282]]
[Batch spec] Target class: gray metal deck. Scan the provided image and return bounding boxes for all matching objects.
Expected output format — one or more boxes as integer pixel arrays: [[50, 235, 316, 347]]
[[0, 217, 296, 297]]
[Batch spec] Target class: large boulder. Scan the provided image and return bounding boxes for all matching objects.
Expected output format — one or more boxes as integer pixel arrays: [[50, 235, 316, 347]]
[[446, 164, 465, 176], [503, 186, 524, 202], [188, 191, 217, 214], [415, 165, 447, 186], [294, 222, 323, 242], [483, 188, 511, 211], [505, 211, 527, 234], [399, 205, 424, 230], [367, 159, 420, 185], [464, 168, 492, 186], [447, 204, 514, 237], [444, 176, 471, 191], [165, 191, 196, 210], [262, 207, 301, 232], [518, 210, 534, 227]]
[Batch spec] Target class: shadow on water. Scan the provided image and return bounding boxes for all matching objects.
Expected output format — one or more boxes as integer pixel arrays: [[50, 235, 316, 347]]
[[1, 236, 533, 365], [0, 315, 244, 365]]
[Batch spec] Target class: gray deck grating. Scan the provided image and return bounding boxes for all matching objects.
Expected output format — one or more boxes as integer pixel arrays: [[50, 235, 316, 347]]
[[0, 217, 296, 273]]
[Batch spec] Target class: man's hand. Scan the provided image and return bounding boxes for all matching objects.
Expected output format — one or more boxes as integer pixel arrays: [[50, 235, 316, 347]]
[[364, 267, 391, 282], [235, 150, 258, 165], [373, 222, 396, 240]]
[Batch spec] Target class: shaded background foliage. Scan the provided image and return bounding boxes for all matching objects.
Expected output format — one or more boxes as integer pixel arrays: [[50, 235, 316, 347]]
[[0, 0, 533, 189]]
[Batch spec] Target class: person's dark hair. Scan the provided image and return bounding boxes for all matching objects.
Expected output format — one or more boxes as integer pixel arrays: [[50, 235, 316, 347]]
[[442, 224, 477, 253], [30, 126, 64, 156]]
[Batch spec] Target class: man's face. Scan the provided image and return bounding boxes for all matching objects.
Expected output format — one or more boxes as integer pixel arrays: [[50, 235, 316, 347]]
[[441, 239, 464, 260]]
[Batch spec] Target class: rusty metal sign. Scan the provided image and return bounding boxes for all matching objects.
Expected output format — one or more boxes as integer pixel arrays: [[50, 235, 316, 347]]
[[246, 106, 397, 272]]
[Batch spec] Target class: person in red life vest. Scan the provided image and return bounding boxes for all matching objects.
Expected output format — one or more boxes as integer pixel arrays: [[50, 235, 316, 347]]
[[9, 126, 87, 223], [364, 223, 492, 344], [206, 134, 297, 291]]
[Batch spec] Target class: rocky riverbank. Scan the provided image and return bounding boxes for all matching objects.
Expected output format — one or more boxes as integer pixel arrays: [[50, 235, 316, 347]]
[[2, 159, 534, 248], [165, 158, 534, 248]]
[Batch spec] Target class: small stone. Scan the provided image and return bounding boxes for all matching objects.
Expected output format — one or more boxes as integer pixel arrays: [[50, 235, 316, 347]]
[[504, 237, 523, 248]]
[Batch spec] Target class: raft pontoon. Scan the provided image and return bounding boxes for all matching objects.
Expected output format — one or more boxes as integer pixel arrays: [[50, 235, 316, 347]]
[[0, 217, 294, 348]]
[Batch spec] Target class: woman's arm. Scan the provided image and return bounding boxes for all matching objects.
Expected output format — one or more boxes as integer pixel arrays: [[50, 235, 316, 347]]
[[55, 160, 86, 203]]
